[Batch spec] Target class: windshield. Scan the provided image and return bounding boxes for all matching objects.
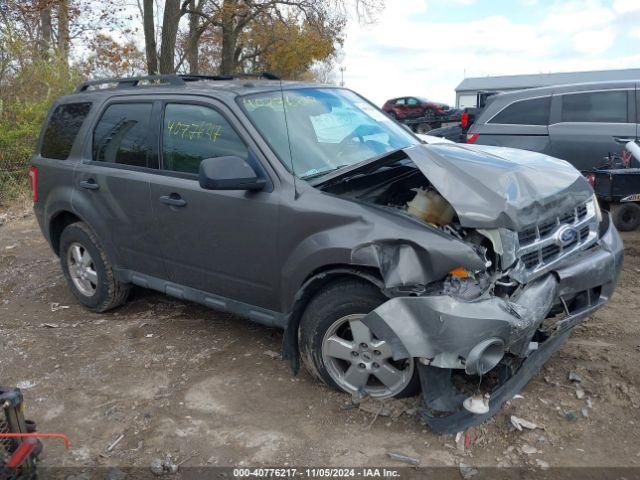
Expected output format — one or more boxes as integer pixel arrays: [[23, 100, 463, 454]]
[[240, 88, 419, 178]]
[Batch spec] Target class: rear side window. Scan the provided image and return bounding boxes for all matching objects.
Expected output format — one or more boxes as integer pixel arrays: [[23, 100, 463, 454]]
[[93, 103, 156, 168], [40, 102, 92, 159], [162, 104, 248, 174], [489, 96, 550, 125], [561, 90, 628, 123]]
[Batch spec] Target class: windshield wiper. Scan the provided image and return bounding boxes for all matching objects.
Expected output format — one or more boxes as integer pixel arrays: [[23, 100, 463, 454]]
[[300, 164, 351, 180]]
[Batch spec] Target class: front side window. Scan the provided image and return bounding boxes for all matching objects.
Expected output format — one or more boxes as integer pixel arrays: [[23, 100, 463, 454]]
[[93, 103, 155, 168], [41, 102, 92, 160], [240, 88, 419, 178], [162, 104, 248, 174], [489, 96, 550, 125], [561, 90, 628, 123], [407, 98, 419, 106]]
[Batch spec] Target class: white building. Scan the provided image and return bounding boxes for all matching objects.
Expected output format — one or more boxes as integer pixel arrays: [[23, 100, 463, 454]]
[[455, 68, 640, 109]]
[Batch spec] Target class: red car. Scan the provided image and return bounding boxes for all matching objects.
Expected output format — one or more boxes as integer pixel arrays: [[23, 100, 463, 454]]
[[382, 96, 450, 120]]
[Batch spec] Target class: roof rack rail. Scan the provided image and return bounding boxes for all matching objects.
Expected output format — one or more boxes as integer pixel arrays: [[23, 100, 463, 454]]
[[75, 74, 185, 93], [181, 71, 280, 82], [74, 71, 280, 93]]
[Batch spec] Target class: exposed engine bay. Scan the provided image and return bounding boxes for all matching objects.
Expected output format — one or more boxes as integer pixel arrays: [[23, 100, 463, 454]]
[[319, 159, 506, 300]]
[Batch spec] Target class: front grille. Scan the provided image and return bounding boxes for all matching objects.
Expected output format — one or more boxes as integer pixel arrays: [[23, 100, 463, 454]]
[[515, 201, 599, 277]]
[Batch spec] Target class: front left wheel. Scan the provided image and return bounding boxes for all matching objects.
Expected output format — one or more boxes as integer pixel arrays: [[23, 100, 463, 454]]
[[298, 279, 419, 399], [59, 222, 130, 312]]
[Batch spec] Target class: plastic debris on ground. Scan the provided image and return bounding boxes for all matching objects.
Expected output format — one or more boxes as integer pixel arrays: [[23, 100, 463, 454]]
[[387, 452, 420, 466], [568, 371, 582, 383], [510, 415, 539, 431]]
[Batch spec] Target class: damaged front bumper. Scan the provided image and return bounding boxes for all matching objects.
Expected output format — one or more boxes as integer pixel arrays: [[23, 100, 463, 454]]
[[362, 212, 623, 433]]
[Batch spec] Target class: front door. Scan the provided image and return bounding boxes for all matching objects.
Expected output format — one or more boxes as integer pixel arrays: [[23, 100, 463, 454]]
[[549, 88, 637, 171], [148, 99, 280, 310]]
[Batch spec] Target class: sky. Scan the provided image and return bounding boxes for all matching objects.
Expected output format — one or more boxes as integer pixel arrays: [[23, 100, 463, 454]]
[[340, 0, 640, 106]]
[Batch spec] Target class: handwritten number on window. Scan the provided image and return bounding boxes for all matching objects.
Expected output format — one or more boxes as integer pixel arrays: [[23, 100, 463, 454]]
[[167, 120, 223, 143]]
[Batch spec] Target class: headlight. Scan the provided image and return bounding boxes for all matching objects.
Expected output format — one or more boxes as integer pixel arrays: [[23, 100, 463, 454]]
[[592, 194, 602, 223]]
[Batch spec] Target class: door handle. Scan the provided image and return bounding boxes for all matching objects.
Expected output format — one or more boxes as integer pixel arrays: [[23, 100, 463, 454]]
[[614, 137, 635, 144], [79, 179, 99, 190], [159, 194, 187, 207]]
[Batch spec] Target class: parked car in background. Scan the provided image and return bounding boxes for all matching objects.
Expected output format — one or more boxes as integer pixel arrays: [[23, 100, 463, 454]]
[[467, 80, 639, 171], [383, 97, 461, 134], [429, 91, 501, 142], [382, 96, 451, 120]]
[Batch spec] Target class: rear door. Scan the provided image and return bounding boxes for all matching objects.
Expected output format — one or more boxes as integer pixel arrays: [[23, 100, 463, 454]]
[[147, 97, 280, 310], [73, 99, 166, 278], [32, 101, 93, 228], [548, 87, 636, 171]]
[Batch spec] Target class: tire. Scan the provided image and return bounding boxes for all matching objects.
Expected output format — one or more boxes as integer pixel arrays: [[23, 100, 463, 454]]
[[59, 222, 130, 312], [298, 279, 419, 399], [415, 123, 432, 134], [611, 203, 640, 231]]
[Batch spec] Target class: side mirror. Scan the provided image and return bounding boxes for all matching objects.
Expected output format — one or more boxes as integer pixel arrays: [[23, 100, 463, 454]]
[[198, 156, 266, 191]]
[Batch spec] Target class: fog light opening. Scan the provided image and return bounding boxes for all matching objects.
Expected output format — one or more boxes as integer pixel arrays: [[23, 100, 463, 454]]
[[465, 338, 505, 376]]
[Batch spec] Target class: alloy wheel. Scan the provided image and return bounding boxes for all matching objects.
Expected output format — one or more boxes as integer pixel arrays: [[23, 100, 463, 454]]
[[321, 314, 414, 399], [66, 242, 98, 297]]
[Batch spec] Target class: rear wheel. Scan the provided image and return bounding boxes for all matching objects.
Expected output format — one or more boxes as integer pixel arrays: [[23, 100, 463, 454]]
[[611, 202, 640, 231], [59, 222, 130, 312], [299, 279, 419, 399], [415, 123, 432, 134]]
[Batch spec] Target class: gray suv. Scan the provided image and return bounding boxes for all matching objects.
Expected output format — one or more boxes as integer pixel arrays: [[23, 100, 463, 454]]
[[30, 75, 623, 433], [467, 80, 638, 171]]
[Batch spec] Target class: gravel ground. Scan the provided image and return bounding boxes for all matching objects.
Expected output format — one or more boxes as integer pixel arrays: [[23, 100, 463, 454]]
[[1, 209, 639, 472]]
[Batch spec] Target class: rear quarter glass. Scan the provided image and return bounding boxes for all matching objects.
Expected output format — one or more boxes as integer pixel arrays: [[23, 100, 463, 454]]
[[40, 102, 92, 160]]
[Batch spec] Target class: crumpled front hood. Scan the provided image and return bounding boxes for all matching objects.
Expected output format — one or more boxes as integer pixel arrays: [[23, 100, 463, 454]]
[[403, 143, 593, 231]]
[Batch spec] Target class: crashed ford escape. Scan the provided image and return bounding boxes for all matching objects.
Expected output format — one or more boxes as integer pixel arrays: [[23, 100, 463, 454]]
[[31, 77, 623, 433]]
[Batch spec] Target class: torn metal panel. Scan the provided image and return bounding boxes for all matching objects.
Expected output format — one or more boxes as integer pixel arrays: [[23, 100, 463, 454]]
[[351, 240, 486, 289], [403, 144, 593, 231]]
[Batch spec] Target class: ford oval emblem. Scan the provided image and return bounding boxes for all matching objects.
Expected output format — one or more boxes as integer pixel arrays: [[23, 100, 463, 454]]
[[556, 226, 578, 246]]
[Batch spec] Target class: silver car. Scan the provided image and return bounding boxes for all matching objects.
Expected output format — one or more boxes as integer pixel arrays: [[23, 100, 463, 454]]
[[467, 80, 639, 171]]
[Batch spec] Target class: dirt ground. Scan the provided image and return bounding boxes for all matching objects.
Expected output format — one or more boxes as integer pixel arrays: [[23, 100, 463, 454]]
[[1, 209, 640, 473]]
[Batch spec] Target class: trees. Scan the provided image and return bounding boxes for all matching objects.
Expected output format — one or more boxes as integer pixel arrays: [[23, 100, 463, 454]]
[[141, 0, 384, 78]]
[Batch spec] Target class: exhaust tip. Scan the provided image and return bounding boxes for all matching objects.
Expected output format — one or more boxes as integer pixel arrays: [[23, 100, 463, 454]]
[[465, 338, 505, 375]]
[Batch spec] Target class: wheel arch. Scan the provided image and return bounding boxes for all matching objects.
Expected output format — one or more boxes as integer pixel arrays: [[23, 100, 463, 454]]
[[49, 210, 84, 256], [281, 264, 387, 374]]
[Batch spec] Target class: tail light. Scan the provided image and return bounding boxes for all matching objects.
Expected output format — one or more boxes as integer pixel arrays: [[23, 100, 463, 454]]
[[461, 112, 469, 128], [28, 165, 38, 201], [585, 173, 595, 188], [466, 133, 479, 144]]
